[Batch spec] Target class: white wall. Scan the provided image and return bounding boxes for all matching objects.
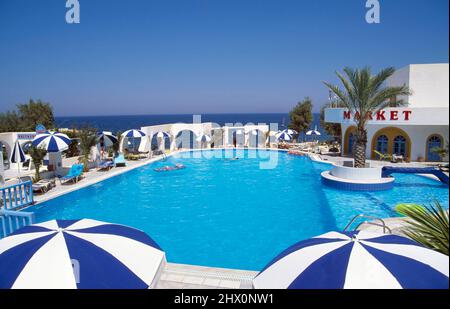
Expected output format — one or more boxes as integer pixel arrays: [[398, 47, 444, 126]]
[[387, 65, 411, 104], [388, 63, 449, 108]]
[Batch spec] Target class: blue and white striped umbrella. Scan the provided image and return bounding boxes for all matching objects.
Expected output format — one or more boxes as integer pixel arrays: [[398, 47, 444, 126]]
[[97, 131, 118, 145], [196, 133, 211, 143], [32, 131, 71, 153], [122, 129, 146, 138], [0, 219, 166, 289], [253, 231, 449, 289], [306, 125, 321, 136], [10, 140, 26, 163], [153, 131, 171, 139], [275, 131, 292, 141], [281, 129, 297, 135]]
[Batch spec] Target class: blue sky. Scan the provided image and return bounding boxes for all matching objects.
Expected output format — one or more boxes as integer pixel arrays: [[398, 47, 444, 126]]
[[0, 0, 448, 116]]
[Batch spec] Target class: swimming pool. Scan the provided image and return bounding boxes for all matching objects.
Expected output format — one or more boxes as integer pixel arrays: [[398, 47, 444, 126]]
[[29, 149, 449, 270]]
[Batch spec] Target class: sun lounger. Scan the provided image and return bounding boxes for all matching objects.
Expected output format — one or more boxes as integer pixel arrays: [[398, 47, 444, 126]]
[[114, 154, 126, 167], [98, 160, 114, 171], [59, 164, 83, 184], [32, 182, 49, 193]]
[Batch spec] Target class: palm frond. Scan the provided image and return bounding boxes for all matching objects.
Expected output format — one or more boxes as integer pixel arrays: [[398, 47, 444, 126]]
[[395, 201, 449, 255]]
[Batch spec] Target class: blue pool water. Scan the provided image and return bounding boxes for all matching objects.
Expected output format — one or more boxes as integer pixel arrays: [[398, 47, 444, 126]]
[[28, 150, 449, 270]]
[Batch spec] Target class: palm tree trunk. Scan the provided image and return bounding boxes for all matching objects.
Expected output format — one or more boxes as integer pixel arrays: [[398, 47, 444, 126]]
[[353, 127, 368, 168]]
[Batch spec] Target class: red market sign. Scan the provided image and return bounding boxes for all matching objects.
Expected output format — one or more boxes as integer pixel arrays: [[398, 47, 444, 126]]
[[343, 110, 412, 121]]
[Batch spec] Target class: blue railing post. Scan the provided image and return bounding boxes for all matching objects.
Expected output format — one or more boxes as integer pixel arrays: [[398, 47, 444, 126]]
[[0, 209, 35, 238]]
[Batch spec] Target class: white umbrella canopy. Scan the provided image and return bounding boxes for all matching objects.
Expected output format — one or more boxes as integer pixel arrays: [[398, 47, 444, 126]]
[[0, 219, 166, 289], [10, 140, 26, 164], [9, 140, 26, 178], [306, 125, 321, 136], [281, 129, 297, 135], [275, 131, 292, 141], [253, 230, 449, 289], [32, 132, 71, 153], [122, 129, 146, 138], [97, 131, 118, 147], [196, 134, 212, 143], [153, 131, 171, 139]]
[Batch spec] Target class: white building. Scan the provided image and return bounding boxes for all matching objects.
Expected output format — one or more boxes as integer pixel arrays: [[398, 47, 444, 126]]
[[325, 63, 449, 162], [139, 122, 269, 151]]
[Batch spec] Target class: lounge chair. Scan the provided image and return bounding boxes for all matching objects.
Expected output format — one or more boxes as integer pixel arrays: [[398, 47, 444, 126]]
[[114, 154, 126, 167], [32, 182, 49, 193], [98, 160, 114, 171], [59, 164, 84, 184]]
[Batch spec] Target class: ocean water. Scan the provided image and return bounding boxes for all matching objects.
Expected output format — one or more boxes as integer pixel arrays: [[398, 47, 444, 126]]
[[29, 150, 449, 270], [55, 113, 330, 141]]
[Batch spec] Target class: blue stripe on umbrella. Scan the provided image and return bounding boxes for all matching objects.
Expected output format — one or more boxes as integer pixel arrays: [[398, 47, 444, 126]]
[[288, 242, 354, 289], [254, 230, 449, 289], [63, 232, 148, 289], [97, 132, 118, 144], [361, 243, 449, 289], [154, 131, 170, 139], [0, 219, 165, 289], [71, 224, 163, 251], [10, 141, 26, 163], [32, 132, 71, 152], [47, 136, 60, 152], [276, 132, 292, 141], [9, 225, 54, 235], [0, 233, 57, 289], [259, 236, 347, 273], [31, 134, 49, 145], [123, 129, 146, 138]]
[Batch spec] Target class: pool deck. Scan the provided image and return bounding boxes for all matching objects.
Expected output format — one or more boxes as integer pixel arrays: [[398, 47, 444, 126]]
[[157, 263, 257, 289], [32, 155, 165, 205]]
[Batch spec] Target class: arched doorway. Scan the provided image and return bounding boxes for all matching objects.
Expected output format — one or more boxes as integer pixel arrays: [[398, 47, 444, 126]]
[[426, 134, 444, 162], [175, 130, 197, 149], [371, 127, 411, 160], [151, 134, 171, 151], [231, 130, 245, 147], [343, 126, 357, 156], [248, 130, 265, 148]]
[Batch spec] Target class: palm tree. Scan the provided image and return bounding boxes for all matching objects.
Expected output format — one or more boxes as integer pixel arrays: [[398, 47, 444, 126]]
[[28, 145, 47, 182], [396, 202, 449, 256], [78, 127, 98, 172], [323, 67, 410, 167]]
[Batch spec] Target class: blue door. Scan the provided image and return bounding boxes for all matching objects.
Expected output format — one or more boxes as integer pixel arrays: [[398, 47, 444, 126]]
[[427, 135, 442, 161]]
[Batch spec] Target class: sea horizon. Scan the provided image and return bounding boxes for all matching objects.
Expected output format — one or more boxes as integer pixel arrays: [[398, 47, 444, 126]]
[[55, 112, 329, 140]]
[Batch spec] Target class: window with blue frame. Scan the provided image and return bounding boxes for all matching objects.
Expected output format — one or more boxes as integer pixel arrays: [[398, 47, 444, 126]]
[[376, 135, 389, 155], [427, 135, 443, 161], [393, 135, 407, 156]]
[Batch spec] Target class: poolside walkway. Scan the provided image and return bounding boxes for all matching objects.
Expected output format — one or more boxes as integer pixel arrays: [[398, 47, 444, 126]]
[[157, 263, 257, 289], [32, 155, 165, 205]]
